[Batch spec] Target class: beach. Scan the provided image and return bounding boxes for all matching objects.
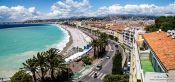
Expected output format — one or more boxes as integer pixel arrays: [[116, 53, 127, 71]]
[[58, 25, 92, 58]]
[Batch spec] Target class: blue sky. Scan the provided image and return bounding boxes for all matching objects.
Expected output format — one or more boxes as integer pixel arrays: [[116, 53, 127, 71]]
[[0, 0, 175, 13], [0, 0, 175, 22]]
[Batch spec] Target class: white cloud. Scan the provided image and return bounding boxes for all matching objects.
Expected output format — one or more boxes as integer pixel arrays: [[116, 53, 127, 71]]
[[0, 5, 40, 22], [47, 0, 91, 18], [96, 2, 175, 16], [0, 1, 175, 22]]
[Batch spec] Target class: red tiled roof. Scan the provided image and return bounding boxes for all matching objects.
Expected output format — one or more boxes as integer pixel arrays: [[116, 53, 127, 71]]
[[143, 32, 175, 70]]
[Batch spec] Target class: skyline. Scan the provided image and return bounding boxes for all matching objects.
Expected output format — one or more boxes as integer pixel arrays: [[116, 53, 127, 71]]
[[0, 0, 175, 22]]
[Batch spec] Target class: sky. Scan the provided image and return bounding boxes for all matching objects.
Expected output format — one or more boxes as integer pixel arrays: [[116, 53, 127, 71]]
[[0, 0, 175, 22]]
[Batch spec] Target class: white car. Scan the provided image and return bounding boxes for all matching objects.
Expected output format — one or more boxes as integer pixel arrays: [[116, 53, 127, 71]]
[[96, 65, 102, 71], [106, 56, 110, 59]]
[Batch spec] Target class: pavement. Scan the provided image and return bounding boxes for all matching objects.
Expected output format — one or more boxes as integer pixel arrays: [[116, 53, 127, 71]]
[[76, 40, 118, 82]]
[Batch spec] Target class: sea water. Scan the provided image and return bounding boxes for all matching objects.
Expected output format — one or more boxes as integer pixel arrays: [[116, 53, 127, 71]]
[[0, 24, 69, 78]]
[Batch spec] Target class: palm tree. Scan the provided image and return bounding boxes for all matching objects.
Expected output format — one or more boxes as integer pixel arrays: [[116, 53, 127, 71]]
[[99, 33, 108, 52], [91, 39, 98, 58], [22, 58, 37, 82], [45, 48, 67, 81], [35, 52, 48, 82]]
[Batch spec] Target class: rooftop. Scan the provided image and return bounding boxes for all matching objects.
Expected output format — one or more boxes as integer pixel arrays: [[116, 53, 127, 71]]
[[143, 31, 175, 70]]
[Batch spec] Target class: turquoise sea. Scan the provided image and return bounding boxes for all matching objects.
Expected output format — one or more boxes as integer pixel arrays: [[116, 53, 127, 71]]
[[0, 24, 68, 78]]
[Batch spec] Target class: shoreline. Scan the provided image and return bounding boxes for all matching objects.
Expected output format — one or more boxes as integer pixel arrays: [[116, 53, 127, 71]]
[[59, 25, 73, 56], [52, 24, 70, 53], [58, 25, 93, 59]]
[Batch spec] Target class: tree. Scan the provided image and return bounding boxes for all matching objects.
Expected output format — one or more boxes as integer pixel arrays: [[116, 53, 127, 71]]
[[56, 68, 73, 81], [14, 48, 73, 82], [45, 48, 67, 81], [114, 37, 118, 42], [146, 16, 175, 32], [112, 53, 123, 75], [81, 56, 92, 65], [91, 40, 98, 58], [11, 70, 32, 82], [35, 52, 48, 82], [22, 57, 37, 82]]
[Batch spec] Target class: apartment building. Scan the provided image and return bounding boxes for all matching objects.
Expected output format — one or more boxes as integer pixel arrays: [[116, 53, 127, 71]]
[[136, 30, 175, 82], [123, 27, 145, 48]]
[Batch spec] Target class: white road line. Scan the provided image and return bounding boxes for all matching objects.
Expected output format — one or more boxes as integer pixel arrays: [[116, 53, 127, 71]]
[[100, 74, 106, 80], [97, 73, 103, 79], [96, 72, 100, 76], [88, 71, 95, 77]]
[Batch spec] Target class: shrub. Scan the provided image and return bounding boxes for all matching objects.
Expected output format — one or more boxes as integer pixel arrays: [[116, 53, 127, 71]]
[[81, 56, 92, 65], [11, 70, 32, 82], [103, 74, 129, 82]]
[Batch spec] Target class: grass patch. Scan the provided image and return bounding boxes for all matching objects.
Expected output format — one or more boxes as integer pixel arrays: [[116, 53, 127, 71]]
[[141, 59, 154, 73]]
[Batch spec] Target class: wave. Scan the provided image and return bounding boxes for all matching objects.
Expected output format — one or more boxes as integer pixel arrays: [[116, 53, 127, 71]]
[[49, 24, 70, 52]]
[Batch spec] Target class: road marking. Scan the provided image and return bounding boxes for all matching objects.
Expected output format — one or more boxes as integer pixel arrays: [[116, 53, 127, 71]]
[[97, 73, 104, 79], [100, 74, 106, 80], [88, 71, 95, 77], [96, 72, 100, 76]]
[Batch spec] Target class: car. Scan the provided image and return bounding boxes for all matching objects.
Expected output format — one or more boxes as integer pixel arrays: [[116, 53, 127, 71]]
[[127, 62, 131, 67], [94, 72, 97, 78], [106, 56, 110, 59], [96, 65, 102, 71]]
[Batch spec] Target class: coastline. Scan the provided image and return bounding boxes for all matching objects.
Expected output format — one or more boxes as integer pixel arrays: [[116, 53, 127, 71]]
[[51, 24, 70, 53], [59, 25, 73, 55], [58, 25, 93, 59]]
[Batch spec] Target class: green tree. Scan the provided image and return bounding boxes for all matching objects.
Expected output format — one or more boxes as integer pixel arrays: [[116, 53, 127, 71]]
[[91, 40, 98, 58], [160, 22, 174, 31], [35, 52, 48, 82], [56, 68, 73, 81], [112, 53, 122, 75], [81, 56, 92, 65], [45, 48, 67, 81], [22, 57, 37, 82], [11, 70, 32, 82], [146, 16, 175, 32]]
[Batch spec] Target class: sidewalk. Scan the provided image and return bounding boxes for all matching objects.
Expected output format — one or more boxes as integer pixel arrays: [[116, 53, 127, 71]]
[[73, 65, 92, 79], [72, 58, 102, 79]]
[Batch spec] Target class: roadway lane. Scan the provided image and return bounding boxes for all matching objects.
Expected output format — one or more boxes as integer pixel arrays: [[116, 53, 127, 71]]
[[78, 40, 118, 82]]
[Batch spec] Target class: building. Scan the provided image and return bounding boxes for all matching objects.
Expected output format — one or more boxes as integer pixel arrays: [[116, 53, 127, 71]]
[[123, 27, 145, 48], [137, 30, 175, 82]]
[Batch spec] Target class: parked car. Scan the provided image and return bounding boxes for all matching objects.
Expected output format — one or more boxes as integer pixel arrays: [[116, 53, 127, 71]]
[[106, 56, 110, 59], [96, 65, 102, 71]]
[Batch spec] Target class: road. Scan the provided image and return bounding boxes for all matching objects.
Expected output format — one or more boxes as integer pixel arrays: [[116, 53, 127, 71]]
[[78, 40, 118, 82]]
